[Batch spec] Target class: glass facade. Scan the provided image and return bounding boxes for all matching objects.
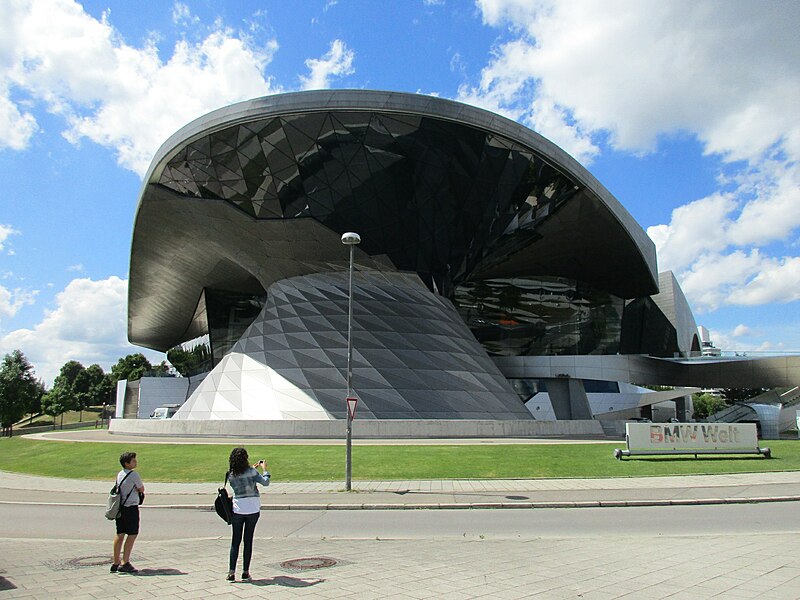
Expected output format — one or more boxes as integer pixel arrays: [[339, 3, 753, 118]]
[[619, 297, 680, 357], [151, 104, 670, 360], [453, 277, 624, 356], [159, 110, 581, 297], [192, 289, 267, 366]]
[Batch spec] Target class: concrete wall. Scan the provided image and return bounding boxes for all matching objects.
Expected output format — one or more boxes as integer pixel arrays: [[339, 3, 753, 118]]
[[110, 418, 604, 439], [136, 377, 191, 418]]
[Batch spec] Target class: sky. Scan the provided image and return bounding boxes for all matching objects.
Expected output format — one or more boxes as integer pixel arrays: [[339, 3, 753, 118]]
[[1, 0, 799, 384]]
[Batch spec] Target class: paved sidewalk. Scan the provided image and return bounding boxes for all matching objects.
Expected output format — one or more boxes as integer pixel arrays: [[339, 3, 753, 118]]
[[2, 531, 799, 599]]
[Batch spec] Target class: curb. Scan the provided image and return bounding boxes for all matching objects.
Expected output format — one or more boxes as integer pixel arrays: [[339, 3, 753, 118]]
[[3, 496, 799, 510]]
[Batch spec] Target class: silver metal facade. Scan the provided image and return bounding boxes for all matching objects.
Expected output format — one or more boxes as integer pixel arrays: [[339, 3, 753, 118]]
[[127, 90, 665, 421]]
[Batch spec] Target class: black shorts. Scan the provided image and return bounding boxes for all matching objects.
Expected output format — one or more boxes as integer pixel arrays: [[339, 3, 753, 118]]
[[115, 505, 140, 535]]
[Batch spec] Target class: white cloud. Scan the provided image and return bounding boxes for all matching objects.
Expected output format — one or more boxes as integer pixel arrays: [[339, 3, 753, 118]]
[[726, 257, 800, 306], [2, 0, 280, 175], [647, 193, 736, 273], [678, 250, 766, 312], [172, 2, 199, 27], [300, 40, 355, 90], [0, 224, 19, 252], [525, 96, 599, 164], [471, 0, 800, 313], [726, 163, 800, 247], [0, 285, 37, 318], [0, 93, 38, 150], [650, 164, 800, 309], [67, 263, 84, 272], [731, 324, 752, 338], [473, 0, 800, 164], [0, 276, 162, 384]]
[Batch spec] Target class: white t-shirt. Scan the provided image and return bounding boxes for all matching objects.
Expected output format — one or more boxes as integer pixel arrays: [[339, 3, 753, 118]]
[[117, 469, 143, 507], [233, 495, 261, 515]]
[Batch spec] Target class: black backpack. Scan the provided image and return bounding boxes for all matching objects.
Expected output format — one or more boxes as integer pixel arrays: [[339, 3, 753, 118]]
[[214, 472, 233, 525]]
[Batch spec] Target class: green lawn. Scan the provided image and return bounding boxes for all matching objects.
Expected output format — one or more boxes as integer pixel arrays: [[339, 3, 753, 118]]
[[1, 437, 798, 482]]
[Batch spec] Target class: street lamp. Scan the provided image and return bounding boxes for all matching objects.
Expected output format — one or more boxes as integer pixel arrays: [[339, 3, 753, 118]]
[[341, 231, 361, 491]]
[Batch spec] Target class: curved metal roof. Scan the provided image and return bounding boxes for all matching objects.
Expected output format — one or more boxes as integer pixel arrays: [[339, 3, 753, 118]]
[[129, 90, 657, 351]]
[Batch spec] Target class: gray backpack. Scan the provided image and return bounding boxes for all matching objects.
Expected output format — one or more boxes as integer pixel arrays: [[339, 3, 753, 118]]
[[105, 471, 134, 520]]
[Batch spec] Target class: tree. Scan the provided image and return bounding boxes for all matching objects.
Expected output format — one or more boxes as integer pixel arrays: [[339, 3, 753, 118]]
[[28, 379, 46, 418], [49, 360, 85, 418], [86, 365, 115, 406], [41, 387, 71, 428], [0, 350, 40, 435], [719, 388, 769, 403], [153, 360, 171, 376], [73, 363, 113, 420], [110, 353, 153, 382], [692, 392, 727, 420]]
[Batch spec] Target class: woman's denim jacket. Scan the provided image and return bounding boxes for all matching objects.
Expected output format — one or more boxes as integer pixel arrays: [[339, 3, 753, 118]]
[[228, 467, 270, 498]]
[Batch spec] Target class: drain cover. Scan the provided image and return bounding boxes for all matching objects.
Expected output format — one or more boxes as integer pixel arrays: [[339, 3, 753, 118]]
[[68, 556, 110, 568], [279, 557, 338, 571], [47, 556, 110, 570]]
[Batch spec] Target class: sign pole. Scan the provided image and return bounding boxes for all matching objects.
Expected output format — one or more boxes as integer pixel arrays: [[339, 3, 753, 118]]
[[342, 232, 360, 491]]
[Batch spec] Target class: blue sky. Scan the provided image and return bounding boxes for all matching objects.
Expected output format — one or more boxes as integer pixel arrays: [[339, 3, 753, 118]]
[[1, 0, 798, 383]]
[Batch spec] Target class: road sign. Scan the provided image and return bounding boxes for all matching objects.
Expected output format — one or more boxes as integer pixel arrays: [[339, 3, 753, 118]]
[[346, 396, 358, 420]]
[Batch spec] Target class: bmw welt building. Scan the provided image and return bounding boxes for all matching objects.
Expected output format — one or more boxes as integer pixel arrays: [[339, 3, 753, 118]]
[[121, 89, 717, 434]]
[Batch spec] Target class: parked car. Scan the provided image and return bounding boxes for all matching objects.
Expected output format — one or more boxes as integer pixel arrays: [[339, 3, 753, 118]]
[[150, 404, 181, 419]]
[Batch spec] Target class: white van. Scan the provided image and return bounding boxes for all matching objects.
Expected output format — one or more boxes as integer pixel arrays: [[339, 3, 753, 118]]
[[150, 404, 181, 419]]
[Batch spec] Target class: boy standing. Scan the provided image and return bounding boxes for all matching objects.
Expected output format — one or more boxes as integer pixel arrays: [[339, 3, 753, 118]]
[[111, 451, 145, 574]]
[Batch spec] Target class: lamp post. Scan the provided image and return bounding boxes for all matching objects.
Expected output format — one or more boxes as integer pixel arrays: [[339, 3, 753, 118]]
[[341, 231, 361, 491]]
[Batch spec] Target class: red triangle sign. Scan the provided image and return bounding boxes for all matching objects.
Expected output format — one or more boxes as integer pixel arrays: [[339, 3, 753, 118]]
[[346, 396, 358, 420]]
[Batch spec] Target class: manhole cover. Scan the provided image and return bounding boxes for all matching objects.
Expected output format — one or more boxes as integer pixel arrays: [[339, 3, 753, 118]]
[[47, 555, 110, 570], [505, 495, 530, 501], [279, 557, 338, 571], [68, 556, 110, 568]]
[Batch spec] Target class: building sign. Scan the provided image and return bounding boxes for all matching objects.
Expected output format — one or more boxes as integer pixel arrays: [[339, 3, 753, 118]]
[[626, 422, 759, 453]]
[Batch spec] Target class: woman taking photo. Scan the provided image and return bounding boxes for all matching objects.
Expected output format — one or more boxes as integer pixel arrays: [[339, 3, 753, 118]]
[[226, 447, 270, 582]]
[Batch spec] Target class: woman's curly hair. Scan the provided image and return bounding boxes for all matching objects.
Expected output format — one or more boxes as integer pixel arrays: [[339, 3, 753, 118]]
[[229, 447, 250, 476]]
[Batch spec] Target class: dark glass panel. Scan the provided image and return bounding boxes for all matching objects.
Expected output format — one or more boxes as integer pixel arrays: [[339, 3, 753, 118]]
[[204, 289, 267, 365], [619, 297, 680, 357], [453, 277, 623, 356], [158, 109, 587, 294]]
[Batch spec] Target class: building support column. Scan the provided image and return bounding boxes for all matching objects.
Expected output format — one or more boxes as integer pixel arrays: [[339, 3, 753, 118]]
[[546, 377, 593, 420]]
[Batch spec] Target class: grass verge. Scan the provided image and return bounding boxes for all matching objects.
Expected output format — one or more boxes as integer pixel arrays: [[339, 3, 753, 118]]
[[0, 437, 798, 482]]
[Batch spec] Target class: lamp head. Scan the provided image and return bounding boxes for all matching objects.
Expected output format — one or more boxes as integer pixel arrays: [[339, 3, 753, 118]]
[[341, 232, 361, 245]]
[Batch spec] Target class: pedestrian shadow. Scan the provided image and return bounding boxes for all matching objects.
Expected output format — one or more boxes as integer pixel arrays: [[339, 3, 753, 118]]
[[0, 576, 16, 591], [247, 575, 325, 587], [134, 568, 187, 576]]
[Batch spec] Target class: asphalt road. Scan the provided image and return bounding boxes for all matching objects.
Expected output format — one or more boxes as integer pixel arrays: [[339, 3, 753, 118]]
[[3, 501, 799, 541]]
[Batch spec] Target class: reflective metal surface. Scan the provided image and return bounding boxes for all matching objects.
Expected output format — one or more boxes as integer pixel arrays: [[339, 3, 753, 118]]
[[129, 90, 657, 352]]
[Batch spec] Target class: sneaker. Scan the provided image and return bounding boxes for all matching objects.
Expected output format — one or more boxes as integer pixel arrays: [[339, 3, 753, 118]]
[[226, 571, 235, 582], [118, 562, 138, 574], [110, 563, 119, 573], [241, 572, 252, 582]]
